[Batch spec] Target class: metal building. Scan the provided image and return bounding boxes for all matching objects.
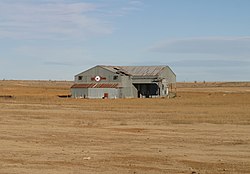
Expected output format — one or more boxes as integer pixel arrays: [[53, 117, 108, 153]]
[[71, 65, 176, 99]]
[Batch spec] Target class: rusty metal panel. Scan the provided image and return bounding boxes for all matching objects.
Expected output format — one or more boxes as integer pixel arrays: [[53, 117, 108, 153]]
[[71, 83, 119, 88]]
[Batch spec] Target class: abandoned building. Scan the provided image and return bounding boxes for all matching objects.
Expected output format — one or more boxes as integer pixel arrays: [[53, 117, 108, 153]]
[[71, 65, 176, 99]]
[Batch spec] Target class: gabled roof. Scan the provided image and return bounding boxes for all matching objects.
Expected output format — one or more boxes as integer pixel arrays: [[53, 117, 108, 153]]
[[100, 65, 166, 76]]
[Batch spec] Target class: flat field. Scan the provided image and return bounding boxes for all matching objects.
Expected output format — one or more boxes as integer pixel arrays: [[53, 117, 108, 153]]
[[0, 80, 250, 174]]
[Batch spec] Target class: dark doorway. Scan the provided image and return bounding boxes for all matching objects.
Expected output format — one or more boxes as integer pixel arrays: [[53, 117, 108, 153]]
[[133, 83, 159, 98], [137, 90, 141, 98]]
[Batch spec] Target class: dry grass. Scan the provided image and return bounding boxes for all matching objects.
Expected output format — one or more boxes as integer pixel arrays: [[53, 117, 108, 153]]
[[0, 80, 250, 174]]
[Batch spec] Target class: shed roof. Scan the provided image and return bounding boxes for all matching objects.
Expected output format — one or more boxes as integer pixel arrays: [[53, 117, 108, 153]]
[[101, 65, 166, 76], [71, 83, 119, 88]]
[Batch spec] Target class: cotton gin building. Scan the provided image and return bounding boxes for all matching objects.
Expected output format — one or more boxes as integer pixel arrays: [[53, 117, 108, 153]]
[[71, 65, 176, 99]]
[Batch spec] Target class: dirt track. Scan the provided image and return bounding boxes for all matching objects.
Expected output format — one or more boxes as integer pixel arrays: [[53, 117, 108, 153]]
[[0, 81, 250, 174]]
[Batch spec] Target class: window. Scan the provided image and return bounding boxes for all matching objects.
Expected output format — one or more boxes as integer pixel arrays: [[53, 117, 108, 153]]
[[78, 76, 83, 81], [113, 75, 118, 80]]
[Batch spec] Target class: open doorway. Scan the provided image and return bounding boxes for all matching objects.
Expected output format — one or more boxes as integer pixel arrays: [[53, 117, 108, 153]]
[[133, 83, 159, 98]]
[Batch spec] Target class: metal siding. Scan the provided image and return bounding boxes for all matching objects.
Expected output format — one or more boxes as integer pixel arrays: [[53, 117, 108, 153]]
[[131, 77, 158, 84], [157, 67, 176, 96], [120, 86, 137, 98], [71, 87, 119, 99], [71, 88, 88, 98], [158, 66, 176, 84], [75, 66, 122, 83], [119, 75, 137, 98], [88, 88, 119, 99]]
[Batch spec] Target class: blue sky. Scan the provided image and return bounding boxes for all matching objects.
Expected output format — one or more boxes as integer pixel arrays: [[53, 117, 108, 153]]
[[0, 0, 250, 81]]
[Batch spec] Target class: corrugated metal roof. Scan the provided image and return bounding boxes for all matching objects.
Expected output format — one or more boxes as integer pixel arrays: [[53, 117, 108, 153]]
[[101, 65, 165, 76], [120, 66, 165, 76], [100, 65, 131, 75], [71, 83, 119, 88]]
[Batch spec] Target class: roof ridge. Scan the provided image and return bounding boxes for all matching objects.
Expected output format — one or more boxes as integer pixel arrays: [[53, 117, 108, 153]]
[[98, 65, 170, 76]]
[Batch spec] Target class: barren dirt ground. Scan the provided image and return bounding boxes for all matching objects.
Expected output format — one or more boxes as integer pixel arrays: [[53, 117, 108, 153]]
[[0, 81, 250, 174]]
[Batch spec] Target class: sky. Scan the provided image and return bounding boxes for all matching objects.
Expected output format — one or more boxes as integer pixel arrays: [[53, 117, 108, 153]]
[[0, 0, 250, 81]]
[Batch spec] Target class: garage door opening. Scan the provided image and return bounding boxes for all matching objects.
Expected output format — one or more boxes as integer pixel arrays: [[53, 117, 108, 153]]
[[133, 83, 159, 98]]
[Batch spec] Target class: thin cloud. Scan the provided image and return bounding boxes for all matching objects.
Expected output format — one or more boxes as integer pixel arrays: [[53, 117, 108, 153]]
[[101, 0, 143, 17], [147, 37, 250, 81], [169, 59, 250, 68], [44, 61, 73, 66], [149, 37, 250, 58], [123, 0, 143, 12], [0, 1, 113, 40]]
